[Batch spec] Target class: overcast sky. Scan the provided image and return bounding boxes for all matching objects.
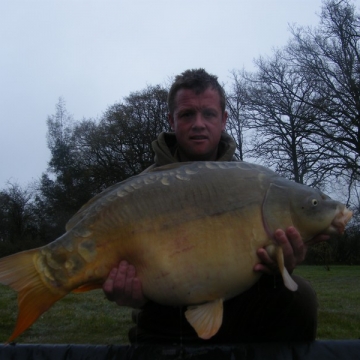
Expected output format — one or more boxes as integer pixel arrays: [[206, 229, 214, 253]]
[[0, 0, 325, 189]]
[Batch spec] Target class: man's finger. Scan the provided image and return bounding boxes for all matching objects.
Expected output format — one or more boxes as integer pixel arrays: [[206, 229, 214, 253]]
[[102, 267, 118, 301], [123, 264, 136, 298]]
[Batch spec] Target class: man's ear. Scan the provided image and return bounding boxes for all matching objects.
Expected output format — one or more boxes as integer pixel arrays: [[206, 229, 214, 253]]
[[221, 111, 228, 130], [168, 113, 175, 130]]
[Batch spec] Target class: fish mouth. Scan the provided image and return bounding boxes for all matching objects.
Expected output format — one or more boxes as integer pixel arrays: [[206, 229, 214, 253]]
[[328, 207, 353, 234]]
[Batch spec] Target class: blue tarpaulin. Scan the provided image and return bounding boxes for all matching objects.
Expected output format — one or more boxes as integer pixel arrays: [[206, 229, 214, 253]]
[[0, 341, 359, 359]]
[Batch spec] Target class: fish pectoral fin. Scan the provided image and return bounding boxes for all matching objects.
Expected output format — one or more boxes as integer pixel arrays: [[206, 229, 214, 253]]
[[0, 250, 65, 342], [275, 246, 298, 292], [72, 282, 103, 293], [282, 269, 298, 292], [265, 245, 298, 292], [184, 298, 223, 339]]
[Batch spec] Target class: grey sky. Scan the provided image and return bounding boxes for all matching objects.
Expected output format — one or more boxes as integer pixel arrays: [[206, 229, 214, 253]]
[[0, 0, 324, 189]]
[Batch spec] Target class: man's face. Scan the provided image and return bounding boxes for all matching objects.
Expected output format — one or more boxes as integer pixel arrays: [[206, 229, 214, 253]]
[[168, 88, 227, 161]]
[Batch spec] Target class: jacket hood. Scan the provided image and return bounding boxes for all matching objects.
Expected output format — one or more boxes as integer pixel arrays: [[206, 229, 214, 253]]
[[151, 132, 237, 168]]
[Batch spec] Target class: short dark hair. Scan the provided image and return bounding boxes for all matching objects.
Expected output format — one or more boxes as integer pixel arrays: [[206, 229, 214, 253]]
[[168, 68, 226, 115]]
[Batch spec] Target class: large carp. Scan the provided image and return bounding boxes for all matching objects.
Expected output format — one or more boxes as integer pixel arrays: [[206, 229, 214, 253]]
[[0, 161, 352, 342]]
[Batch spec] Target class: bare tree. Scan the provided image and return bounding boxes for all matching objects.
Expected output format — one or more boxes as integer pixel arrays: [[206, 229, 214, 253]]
[[226, 70, 251, 160], [232, 51, 329, 186], [72, 85, 170, 188], [0, 183, 38, 253], [285, 0, 360, 185]]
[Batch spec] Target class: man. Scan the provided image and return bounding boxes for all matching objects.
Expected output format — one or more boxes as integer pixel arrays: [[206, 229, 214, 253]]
[[103, 69, 328, 344]]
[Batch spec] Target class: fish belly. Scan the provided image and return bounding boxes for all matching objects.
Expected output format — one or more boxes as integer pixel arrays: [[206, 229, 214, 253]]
[[127, 209, 267, 306]]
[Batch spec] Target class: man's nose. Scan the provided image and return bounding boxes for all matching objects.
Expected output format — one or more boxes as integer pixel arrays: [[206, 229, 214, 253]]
[[192, 113, 206, 128]]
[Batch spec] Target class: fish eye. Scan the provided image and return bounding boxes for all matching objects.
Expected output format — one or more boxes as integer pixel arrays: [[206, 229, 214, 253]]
[[312, 199, 318, 206]]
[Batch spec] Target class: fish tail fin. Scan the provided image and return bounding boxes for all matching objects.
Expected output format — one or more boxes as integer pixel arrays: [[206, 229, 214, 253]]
[[0, 250, 64, 342]]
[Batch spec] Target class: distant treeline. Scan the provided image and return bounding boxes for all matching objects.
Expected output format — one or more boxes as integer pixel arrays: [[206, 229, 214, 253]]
[[1, 0, 360, 264]]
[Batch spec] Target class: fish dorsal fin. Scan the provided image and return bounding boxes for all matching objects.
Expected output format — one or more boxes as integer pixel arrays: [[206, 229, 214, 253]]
[[262, 183, 293, 237], [266, 245, 298, 291], [184, 298, 224, 339]]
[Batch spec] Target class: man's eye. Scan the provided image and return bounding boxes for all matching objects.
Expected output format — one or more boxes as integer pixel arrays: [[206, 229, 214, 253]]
[[181, 112, 192, 118], [203, 111, 216, 118]]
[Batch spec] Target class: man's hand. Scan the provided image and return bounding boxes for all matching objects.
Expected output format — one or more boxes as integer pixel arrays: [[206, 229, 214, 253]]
[[103, 260, 147, 308], [254, 226, 329, 274]]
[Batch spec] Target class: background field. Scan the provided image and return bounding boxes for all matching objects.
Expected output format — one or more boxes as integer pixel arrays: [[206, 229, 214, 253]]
[[0, 265, 359, 344]]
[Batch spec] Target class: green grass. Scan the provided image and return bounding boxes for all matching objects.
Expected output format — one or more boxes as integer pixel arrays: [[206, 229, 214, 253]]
[[294, 265, 360, 340], [0, 266, 358, 344], [0, 288, 133, 344]]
